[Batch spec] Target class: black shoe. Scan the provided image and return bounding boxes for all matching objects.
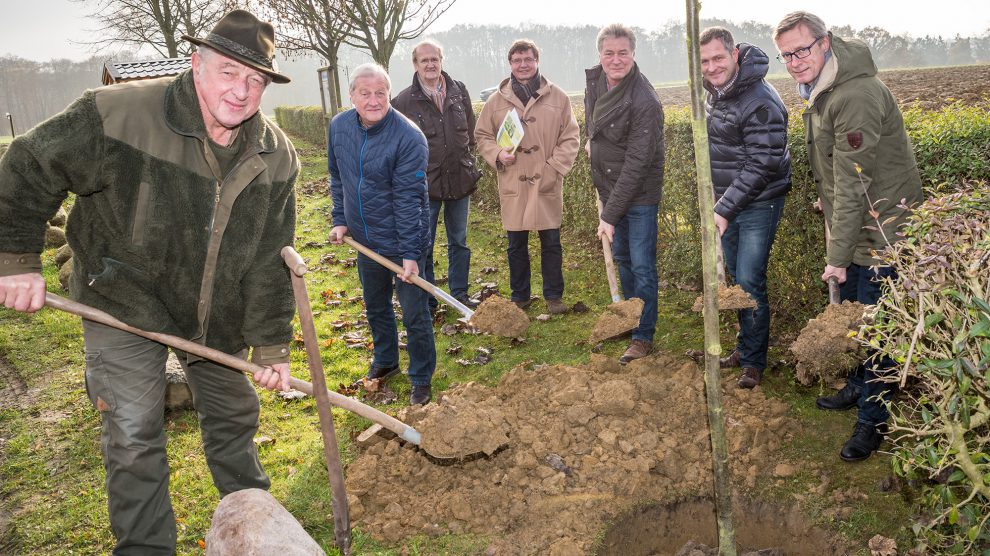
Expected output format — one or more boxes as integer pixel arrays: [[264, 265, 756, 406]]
[[512, 298, 533, 310], [816, 382, 862, 411], [454, 295, 479, 309], [367, 364, 400, 381], [840, 422, 884, 462], [410, 385, 432, 405]]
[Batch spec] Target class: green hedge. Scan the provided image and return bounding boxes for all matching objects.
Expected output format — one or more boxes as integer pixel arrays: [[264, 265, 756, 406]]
[[275, 106, 328, 148], [474, 101, 990, 329]]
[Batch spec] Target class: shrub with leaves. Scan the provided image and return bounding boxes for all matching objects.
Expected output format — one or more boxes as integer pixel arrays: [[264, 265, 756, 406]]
[[862, 184, 990, 553]]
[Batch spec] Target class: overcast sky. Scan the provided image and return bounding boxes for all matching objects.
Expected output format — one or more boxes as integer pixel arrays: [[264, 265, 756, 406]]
[[2, 0, 989, 62]]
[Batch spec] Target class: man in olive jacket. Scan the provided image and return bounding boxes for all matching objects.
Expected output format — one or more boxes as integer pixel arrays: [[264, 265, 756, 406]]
[[774, 11, 923, 462], [585, 23, 665, 363], [0, 11, 298, 554], [701, 27, 791, 390], [392, 39, 481, 309]]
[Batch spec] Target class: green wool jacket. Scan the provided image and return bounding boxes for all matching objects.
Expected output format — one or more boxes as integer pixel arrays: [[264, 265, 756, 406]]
[[804, 34, 923, 267], [0, 70, 299, 363]]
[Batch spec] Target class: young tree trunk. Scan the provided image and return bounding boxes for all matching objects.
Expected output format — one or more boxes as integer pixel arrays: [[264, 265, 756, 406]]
[[684, 1, 737, 554]]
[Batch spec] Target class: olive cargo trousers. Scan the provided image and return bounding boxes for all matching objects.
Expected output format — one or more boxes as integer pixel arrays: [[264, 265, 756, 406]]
[[82, 320, 269, 555]]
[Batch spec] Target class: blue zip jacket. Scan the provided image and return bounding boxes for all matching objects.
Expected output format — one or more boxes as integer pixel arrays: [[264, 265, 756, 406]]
[[328, 107, 430, 260]]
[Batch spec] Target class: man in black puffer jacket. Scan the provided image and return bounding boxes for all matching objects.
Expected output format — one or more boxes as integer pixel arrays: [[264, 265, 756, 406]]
[[700, 27, 791, 389]]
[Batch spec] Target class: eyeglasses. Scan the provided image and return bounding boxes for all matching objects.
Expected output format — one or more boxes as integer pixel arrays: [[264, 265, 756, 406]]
[[509, 57, 537, 66], [776, 37, 823, 63]]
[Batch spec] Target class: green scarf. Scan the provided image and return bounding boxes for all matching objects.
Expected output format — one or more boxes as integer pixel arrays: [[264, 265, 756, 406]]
[[590, 65, 634, 126]]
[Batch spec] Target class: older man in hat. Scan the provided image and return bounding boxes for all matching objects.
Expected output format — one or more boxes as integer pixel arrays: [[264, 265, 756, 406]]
[[0, 10, 298, 554]]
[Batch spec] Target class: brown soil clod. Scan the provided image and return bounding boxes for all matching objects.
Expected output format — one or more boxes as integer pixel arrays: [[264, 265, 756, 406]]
[[590, 298, 644, 343], [789, 301, 870, 386], [691, 285, 758, 312], [469, 295, 529, 337], [345, 351, 809, 553]]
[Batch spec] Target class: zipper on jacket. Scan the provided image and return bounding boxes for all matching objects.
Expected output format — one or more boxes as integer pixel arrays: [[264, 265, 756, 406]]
[[357, 129, 371, 245]]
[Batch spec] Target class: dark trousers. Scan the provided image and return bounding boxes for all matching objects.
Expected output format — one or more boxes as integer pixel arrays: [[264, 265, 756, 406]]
[[356, 252, 436, 386], [612, 204, 660, 342], [82, 320, 268, 555], [721, 197, 785, 370], [425, 196, 472, 304], [506, 228, 564, 302], [839, 263, 898, 426]]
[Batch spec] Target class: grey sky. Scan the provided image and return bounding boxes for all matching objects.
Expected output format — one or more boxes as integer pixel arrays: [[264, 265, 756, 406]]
[[2, 0, 988, 62]]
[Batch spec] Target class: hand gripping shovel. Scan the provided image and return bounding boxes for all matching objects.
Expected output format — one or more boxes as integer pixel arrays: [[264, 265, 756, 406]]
[[331, 233, 474, 324]]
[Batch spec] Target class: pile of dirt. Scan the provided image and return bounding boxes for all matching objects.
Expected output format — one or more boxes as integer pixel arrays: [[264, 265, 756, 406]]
[[415, 383, 511, 459], [470, 295, 529, 337], [691, 285, 758, 312], [345, 351, 796, 553], [589, 298, 644, 343], [789, 302, 869, 385]]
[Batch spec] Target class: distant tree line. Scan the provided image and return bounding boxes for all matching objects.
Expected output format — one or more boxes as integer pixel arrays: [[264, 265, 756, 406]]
[[2, 20, 988, 134]]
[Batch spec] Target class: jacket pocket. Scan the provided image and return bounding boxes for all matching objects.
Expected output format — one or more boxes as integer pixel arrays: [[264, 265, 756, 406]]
[[461, 156, 482, 187], [537, 163, 560, 195], [416, 112, 438, 138], [131, 181, 152, 246], [450, 101, 469, 131]]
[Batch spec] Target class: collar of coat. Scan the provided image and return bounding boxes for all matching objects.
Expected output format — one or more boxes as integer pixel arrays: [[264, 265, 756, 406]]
[[164, 69, 278, 154], [804, 33, 878, 107], [495, 74, 551, 110], [352, 104, 397, 134]]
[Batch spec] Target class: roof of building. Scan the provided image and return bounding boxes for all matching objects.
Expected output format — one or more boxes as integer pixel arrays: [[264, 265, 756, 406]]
[[102, 57, 191, 85]]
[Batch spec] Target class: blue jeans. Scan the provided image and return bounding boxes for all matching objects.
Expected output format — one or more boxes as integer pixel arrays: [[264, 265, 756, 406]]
[[839, 263, 898, 427], [721, 198, 785, 370], [506, 229, 564, 301], [612, 204, 659, 342], [356, 252, 436, 386], [425, 197, 471, 303]]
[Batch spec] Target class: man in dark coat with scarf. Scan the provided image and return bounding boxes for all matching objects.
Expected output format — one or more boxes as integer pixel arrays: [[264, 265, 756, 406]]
[[392, 39, 481, 310], [584, 23, 665, 364], [700, 26, 791, 390], [0, 10, 298, 554]]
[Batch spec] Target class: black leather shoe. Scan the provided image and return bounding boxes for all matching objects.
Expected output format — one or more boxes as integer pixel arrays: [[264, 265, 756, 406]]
[[816, 382, 862, 411], [737, 367, 762, 389], [410, 385, 432, 405], [367, 364, 400, 381], [840, 422, 884, 462], [719, 349, 741, 369]]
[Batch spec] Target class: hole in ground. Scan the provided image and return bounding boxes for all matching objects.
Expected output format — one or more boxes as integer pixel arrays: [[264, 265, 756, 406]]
[[597, 496, 846, 556]]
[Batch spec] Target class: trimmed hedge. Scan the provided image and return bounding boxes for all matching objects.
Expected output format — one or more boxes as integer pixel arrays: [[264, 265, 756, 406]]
[[275, 106, 328, 148]]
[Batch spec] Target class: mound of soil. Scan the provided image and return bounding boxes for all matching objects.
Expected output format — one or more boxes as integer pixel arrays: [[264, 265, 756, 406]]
[[789, 302, 868, 386], [470, 295, 529, 337], [345, 351, 797, 553], [414, 383, 511, 459], [590, 298, 644, 343], [691, 285, 757, 312]]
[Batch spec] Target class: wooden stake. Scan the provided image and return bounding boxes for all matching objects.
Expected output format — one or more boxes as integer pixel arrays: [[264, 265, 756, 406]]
[[684, 1, 738, 554]]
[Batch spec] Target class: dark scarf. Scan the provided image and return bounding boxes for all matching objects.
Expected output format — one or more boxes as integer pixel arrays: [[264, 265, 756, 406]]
[[590, 64, 635, 125], [511, 71, 542, 106]]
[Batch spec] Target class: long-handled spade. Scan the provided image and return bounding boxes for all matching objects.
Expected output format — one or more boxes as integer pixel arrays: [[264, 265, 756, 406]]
[[281, 246, 351, 555], [589, 194, 643, 343], [331, 233, 474, 324]]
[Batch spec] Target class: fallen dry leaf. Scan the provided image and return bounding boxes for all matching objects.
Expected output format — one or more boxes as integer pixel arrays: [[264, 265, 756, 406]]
[[868, 534, 897, 556]]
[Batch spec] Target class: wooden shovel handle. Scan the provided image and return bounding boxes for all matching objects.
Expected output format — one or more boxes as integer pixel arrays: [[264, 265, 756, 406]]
[[595, 194, 621, 303], [43, 292, 421, 445], [823, 221, 840, 305]]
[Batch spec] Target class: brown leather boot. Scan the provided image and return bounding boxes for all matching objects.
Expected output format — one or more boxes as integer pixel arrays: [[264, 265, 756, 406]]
[[619, 339, 653, 364], [737, 367, 762, 389], [720, 349, 741, 369]]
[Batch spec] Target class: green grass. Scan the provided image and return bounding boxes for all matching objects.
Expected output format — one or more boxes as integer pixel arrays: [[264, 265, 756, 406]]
[[0, 136, 920, 555]]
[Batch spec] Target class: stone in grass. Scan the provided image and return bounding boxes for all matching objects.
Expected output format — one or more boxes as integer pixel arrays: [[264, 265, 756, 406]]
[[206, 488, 325, 555], [54, 244, 73, 268], [45, 225, 67, 248], [58, 259, 73, 292]]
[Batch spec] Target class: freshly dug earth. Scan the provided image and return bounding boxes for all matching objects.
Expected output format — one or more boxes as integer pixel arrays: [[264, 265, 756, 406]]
[[691, 285, 757, 312], [416, 383, 511, 459], [470, 295, 529, 337], [345, 351, 801, 553], [590, 298, 644, 343], [790, 302, 869, 386]]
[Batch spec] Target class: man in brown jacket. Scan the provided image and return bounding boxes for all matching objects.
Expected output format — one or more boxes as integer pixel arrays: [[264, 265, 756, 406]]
[[392, 39, 481, 310], [475, 39, 580, 313], [585, 24, 665, 363]]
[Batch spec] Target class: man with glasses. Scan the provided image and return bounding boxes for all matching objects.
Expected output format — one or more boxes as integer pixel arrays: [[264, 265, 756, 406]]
[[700, 26, 791, 389], [774, 11, 922, 462], [475, 39, 580, 314]]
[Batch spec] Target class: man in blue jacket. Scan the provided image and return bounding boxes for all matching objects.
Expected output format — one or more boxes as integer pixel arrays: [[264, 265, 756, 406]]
[[700, 27, 791, 389], [328, 63, 436, 405]]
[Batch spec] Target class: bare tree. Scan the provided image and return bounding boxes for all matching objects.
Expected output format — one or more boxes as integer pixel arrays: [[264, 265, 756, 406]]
[[256, 0, 352, 112], [75, 0, 241, 58], [340, 0, 457, 70]]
